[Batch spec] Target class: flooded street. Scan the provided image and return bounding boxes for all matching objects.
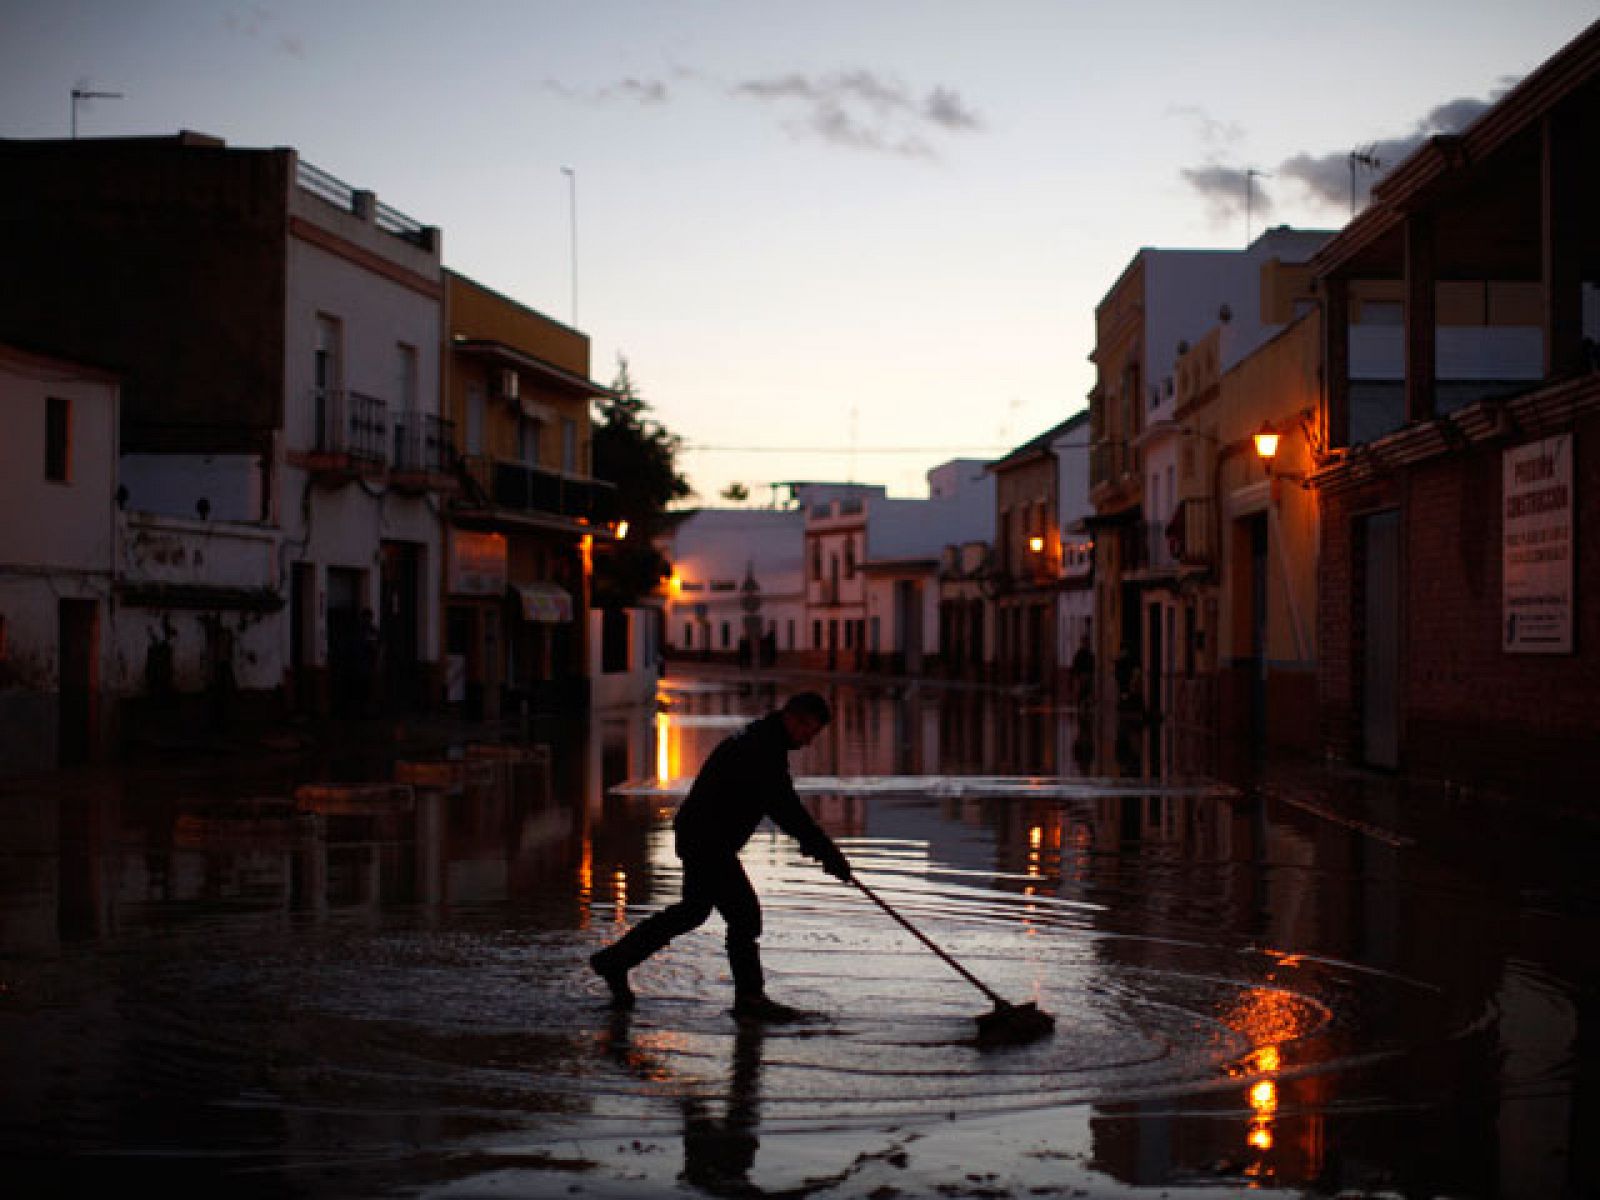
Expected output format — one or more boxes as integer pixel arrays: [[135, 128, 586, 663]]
[[2, 673, 1597, 1199]]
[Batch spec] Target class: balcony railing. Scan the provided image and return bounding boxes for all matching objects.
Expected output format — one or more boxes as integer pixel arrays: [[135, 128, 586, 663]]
[[311, 387, 387, 463], [392, 412, 455, 475], [1172, 497, 1216, 568], [462, 456, 617, 525], [1090, 438, 1139, 489]]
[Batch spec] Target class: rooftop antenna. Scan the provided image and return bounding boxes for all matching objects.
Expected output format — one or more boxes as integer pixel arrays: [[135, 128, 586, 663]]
[[71, 86, 123, 138], [1348, 146, 1382, 216], [1245, 168, 1270, 246]]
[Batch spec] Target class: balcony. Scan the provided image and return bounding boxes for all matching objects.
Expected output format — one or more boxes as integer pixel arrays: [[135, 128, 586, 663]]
[[300, 387, 387, 479], [459, 455, 617, 528], [1170, 497, 1216, 570], [1090, 437, 1140, 494], [390, 412, 458, 493]]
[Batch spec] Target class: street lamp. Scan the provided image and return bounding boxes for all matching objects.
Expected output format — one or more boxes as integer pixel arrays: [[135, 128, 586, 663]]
[[1253, 419, 1309, 490]]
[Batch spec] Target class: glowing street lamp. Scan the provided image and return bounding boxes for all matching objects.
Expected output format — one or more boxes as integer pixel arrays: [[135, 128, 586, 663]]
[[1252, 421, 1281, 463]]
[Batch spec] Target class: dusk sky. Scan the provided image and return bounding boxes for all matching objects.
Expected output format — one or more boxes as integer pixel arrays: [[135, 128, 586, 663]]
[[4, 1, 1594, 503]]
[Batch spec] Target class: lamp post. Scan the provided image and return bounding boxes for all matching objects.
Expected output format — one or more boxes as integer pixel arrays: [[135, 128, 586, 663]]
[[560, 166, 577, 326]]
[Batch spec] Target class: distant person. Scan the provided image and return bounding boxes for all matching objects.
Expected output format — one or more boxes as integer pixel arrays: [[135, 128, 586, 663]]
[[590, 692, 852, 1021], [1069, 635, 1094, 709]]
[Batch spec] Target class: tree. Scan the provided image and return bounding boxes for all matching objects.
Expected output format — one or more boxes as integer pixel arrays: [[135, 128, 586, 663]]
[[591, 355, 691, 608], [720, 482, 750, 505]]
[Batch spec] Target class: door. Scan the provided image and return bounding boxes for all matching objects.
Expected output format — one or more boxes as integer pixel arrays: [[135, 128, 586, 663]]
[[1361, 510, 1402, 768], [57, 599, 97, 765], [380, 541, 422, 712], [290, 563, 315, 711]]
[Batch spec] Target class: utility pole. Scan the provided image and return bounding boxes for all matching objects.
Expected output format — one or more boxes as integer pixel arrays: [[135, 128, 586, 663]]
[[71, 87, 123, 138]]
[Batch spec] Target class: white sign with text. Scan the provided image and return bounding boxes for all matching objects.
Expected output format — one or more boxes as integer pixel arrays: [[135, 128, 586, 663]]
[[1502, 434, 1573, 654]]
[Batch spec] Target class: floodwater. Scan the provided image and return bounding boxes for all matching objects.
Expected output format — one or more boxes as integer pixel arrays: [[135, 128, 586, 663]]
[[2, 675, 1597, 1199]]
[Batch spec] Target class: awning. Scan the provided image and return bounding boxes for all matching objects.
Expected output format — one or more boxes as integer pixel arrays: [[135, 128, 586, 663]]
[[511, 581, 573, 623]]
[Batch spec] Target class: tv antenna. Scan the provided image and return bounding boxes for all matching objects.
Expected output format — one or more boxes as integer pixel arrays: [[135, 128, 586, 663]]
[[1348, 145, 1383, 216], [1245, 168, 1271, 245], [71, 86, 123, 138]]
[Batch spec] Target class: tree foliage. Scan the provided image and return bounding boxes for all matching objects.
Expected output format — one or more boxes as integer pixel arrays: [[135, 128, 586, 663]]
[[591, 355, 691, 608]]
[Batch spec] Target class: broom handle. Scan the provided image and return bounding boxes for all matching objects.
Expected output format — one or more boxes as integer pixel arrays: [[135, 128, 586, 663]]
[[852, 876, 1007, 1008]]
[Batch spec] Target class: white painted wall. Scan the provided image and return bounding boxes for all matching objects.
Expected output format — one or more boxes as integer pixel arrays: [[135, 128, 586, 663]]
[[112, 512, 284, 696], [0, 346, 120, 772], [281, 194, 445, 673], [661, 508, 805, 654]]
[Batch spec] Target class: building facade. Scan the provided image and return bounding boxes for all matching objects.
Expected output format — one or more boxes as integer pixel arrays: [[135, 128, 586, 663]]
[[443, 271, 614, 718], [0, 344, 121, 772], [1088, 229, 1331, 731], [659, 506, 807, 666], [0, 133, 452, 723], [1309, 20, 1600, 791]]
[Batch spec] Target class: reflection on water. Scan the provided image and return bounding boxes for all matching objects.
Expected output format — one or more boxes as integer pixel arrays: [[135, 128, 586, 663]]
[[0, 673, 1596, 1198]]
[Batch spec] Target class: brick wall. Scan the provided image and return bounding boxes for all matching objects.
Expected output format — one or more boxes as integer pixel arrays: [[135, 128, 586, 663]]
[[1319, 411, 1600, 794]]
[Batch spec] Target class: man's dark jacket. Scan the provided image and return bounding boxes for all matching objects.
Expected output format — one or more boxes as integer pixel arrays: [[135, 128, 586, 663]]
[[673, 712, 836, 865]]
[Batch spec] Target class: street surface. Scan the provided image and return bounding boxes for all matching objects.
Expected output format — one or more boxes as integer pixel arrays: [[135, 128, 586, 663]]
[[1, 673, 1595, 1198]]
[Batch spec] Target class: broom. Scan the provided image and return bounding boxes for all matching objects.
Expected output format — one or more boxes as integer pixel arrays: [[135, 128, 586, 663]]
[[852, 876, 1056, 1045]]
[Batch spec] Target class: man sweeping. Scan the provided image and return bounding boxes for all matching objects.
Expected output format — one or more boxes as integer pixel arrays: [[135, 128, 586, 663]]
[[590, 691, 852, 1021]]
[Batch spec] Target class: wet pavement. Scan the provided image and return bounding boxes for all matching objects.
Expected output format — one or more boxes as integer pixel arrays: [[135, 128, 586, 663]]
[[2, 673, 1597, 1198]]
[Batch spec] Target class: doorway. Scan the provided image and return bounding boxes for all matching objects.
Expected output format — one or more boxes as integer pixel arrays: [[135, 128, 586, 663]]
[[57, 598, 97, 765]]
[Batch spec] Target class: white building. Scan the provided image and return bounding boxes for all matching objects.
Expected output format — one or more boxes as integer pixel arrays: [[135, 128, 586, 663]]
[[859, 460, 994, 674], [0, 343, 120, 773], [660, 506, 808, 662], [282, 163, 447, 715]]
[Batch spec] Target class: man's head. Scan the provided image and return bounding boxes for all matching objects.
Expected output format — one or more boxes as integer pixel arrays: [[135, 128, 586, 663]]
[[779, 691, 831, 749]]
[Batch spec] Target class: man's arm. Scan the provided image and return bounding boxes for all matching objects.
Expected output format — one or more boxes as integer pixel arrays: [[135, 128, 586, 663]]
[[765, 776, 852, 881]]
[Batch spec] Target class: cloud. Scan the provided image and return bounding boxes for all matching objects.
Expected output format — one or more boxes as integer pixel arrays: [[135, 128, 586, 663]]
[[1167, 104, 1246, 152], [545, 65, 982, 160], [1179, 81, 1519, 223], [542, 77, 671, 105], [221, 5, 306, 57], [729, 68, 982, 159]]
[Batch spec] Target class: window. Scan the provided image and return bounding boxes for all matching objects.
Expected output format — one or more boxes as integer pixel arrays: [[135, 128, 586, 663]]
[[519, 418, 541, 466], [683, 623, 693, 648], [844, 536, 857, 578], [465, 385, 485, 455], [561, 418, 578, 473], [395, 343, 418, 412], [313, 315, 343, 450], [45, 396, 70, 482], [720, 621, 731, 649]]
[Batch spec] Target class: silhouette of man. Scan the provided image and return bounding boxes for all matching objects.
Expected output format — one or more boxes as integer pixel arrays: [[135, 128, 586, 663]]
[[590, 691, 852, 1021]]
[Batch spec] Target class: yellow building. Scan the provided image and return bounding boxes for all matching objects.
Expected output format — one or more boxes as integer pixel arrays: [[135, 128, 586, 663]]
[[1174, 310, 1322, 758], [442, 271, 616, 718]]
